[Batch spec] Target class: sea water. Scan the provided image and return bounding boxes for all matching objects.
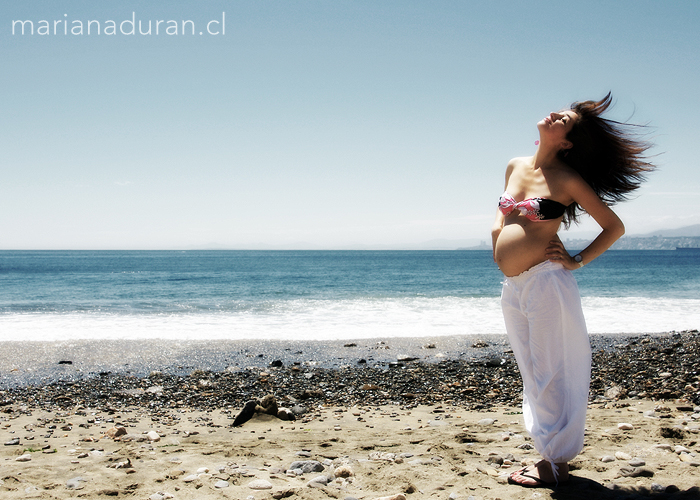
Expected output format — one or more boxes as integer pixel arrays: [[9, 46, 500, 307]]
[[0, 250, 698, 342]]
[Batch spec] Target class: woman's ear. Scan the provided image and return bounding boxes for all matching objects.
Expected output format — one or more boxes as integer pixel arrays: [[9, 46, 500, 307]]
[[560, 140, 573, 151]]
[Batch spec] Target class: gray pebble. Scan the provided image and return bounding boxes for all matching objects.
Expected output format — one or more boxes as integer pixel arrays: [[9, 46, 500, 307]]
[[308, 475, 330, 486], [289, 460, 325, 473]]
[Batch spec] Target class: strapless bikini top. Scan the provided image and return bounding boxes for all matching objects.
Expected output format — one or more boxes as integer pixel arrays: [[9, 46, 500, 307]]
[[498, 192, 567, 221]]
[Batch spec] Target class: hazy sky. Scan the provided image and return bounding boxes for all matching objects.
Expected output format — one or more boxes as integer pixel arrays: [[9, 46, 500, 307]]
[[2, 1, 698, 249]]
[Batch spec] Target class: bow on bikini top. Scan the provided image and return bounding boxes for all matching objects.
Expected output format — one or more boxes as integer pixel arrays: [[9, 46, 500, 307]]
[[498, 192, 567, 221]]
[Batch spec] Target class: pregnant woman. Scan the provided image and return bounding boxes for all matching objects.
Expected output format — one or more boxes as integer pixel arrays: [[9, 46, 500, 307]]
[[491, 93, 655, 487]]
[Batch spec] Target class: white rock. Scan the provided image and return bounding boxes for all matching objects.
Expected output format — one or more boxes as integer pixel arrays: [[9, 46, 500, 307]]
[[150, 494, 164, 500], [66, 477, 87, 490], [652, 444, 673, 451], [629, 458, 646, 467], [147, 431, 161, 442], [679, 453, 700, 465], [15, 454, 32, 462], [675, 445, 691, 454], [196, 467, 209, 474], [617, 423, 634, 430], [214, 480, 229, 488], [601, 456, 616, 463], [334, 465, 354, 478], [182, 475, 199, 482], [615, 451, 632, 461], [478, 418, 495, 426], [247, 479, 273, 490]]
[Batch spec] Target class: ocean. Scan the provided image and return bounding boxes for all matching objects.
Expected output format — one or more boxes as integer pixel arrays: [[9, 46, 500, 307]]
[[1, 250, 699, 343]]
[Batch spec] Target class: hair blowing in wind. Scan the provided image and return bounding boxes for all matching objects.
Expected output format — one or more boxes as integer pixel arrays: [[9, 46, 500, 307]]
[[558, 92, 657, 226]]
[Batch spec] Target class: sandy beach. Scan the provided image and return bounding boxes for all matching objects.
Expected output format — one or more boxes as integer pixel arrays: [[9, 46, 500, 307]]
[[2, 331, 699, 499]]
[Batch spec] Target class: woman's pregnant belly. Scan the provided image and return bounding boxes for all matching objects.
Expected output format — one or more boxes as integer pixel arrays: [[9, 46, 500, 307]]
[[495, 222, 559, 277]]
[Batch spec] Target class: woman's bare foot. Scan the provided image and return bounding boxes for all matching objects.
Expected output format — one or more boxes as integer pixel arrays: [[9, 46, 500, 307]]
[[508, 460, 569, 487]]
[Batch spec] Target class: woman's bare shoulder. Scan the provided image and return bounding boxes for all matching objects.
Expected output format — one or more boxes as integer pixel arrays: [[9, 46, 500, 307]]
[[505, 156, 532, 175], [507, 156, 532, 167]]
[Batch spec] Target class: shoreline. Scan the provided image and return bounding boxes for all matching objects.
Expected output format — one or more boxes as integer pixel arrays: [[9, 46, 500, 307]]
[[2, 330, 698, 409], [0, 331, 693, 390]]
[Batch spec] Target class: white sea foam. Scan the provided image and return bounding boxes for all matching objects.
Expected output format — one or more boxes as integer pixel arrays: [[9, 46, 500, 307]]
[[1, 296, 698, 342]]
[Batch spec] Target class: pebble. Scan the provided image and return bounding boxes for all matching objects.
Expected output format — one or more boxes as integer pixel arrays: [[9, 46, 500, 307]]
[[308, 475, 330, 487], [15, 454, 32, 462], [615, 451, 632, 461], [334, 465, 354, 477], [679, 454, 700, 465], [289, 460, 325, 473], [147, 431, 161, 442], [619, 466, 654, 478], [674, 445, 691, 454], [478, 418, 495, 426], [182, 475, 199, 482], [601, 455, 616, 463], [629, 458, 646, 467], [617, 422, 634, 430], [4, 438, 20, 446], [248, 479, 273, 490], [375, 495, 406, 500], [105, 426, 127, 439], [214, 480, 229, 488], [66, 477, 87, 490]]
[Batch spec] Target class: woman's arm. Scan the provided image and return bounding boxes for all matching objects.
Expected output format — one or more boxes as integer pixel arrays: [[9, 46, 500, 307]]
[[491, 209, 505, 261], [545, 175, 625, 270]]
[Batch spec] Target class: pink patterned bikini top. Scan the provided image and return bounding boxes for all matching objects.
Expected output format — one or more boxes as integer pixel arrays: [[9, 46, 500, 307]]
[[498, 192, 567, 221]]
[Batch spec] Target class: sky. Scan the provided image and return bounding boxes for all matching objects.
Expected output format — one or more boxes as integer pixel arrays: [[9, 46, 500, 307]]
[[1, 0, 698, 250]]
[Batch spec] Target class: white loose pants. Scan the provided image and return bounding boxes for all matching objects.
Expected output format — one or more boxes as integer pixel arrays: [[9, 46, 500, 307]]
[[501, 261, 591, 464]]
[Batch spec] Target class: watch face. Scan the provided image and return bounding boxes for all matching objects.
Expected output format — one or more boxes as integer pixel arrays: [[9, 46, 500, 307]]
[[574, 254, 583, 263]]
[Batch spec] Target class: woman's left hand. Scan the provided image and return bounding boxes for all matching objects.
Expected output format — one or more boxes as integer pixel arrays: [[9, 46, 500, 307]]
[[545, 240, 578, 270]]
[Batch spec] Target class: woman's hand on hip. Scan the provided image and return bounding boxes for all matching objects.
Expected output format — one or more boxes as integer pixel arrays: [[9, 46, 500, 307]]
[[545, 240, 577, 270]]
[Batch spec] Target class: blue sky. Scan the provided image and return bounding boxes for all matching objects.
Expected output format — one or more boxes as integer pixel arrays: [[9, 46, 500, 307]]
[[1, 1, 698, 249]]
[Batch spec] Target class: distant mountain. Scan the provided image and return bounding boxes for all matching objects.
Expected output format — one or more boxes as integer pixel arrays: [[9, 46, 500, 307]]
[[639, 224, 700, 238]]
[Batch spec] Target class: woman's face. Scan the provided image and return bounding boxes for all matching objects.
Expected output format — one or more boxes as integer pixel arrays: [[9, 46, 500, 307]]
[[537, 110, 578, 144]]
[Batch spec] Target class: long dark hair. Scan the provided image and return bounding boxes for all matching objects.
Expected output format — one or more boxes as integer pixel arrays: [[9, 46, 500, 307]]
[[557, 92, 656, 226]]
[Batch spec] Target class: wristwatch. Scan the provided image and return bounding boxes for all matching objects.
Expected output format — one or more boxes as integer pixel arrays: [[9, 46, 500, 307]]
[[573, 254, 584, 268]]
